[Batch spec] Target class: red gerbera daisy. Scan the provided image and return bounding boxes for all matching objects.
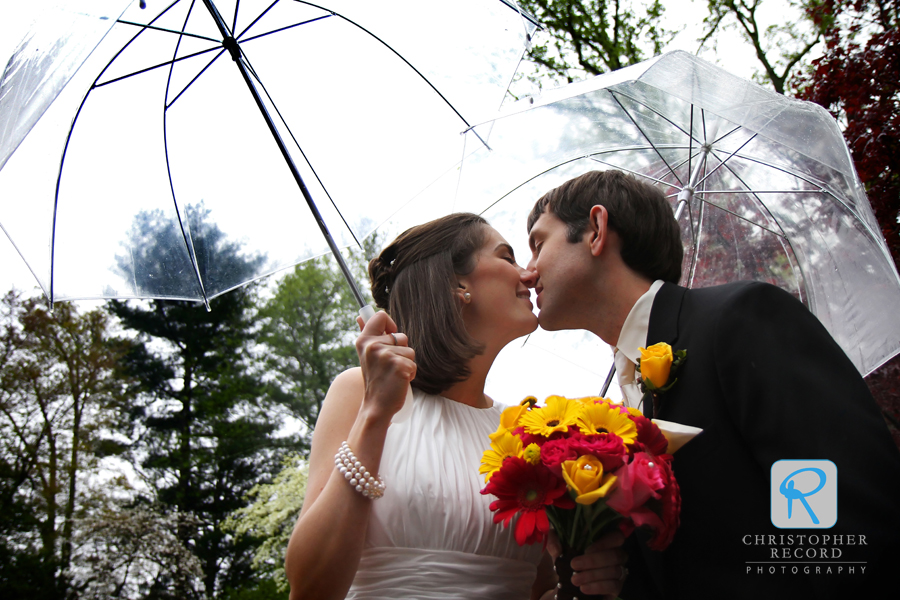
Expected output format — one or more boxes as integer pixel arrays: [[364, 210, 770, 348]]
[[481, 456, 573, 545]]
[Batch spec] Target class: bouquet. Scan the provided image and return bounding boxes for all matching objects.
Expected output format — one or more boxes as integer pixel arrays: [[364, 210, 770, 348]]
[[479, 394, 682, 599]]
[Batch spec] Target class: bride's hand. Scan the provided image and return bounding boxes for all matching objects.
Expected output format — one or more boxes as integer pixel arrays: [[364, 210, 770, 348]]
[[355, 311, 416, 420]]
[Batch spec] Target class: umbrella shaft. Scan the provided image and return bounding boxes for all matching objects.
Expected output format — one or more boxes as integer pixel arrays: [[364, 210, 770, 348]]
[[200, 0, 367, 309], [675, 143, 714, 221]]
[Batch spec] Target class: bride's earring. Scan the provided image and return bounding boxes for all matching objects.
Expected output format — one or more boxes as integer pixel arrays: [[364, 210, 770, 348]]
[[464, 292, 472, 303]]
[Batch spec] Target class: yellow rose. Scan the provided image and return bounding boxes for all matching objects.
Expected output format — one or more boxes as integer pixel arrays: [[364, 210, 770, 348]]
[[492, 404, 528, 437], [561, 455, 618, 505], [639, 342, 674, 389]]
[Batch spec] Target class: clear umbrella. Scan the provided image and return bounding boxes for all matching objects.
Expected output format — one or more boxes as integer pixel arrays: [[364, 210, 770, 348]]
[[0, 0, 538, 309], [394, 50, 900, 379]]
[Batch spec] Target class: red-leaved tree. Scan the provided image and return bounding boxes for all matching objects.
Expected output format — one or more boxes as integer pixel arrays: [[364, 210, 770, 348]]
[[795, 0, 900, 445]]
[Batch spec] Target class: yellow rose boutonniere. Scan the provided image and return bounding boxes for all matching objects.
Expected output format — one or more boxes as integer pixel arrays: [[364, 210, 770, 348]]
[[637, 342, 687, 417], [639, 343, 673, 388], [637, 342, 686, 393]]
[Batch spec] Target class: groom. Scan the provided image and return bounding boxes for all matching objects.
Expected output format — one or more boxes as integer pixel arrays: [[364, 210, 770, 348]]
[[522, 170, 900, 599]]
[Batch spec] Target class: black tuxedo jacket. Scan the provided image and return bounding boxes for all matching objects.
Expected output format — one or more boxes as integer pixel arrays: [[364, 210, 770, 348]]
[[620, 281, 900, 600]]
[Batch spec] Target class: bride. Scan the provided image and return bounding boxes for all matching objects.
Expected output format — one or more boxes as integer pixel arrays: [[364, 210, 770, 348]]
[[284, 213, 626, 599]]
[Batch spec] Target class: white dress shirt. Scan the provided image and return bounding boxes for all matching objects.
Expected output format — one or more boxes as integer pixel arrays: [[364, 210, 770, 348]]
[[612, 280, 664, 409]]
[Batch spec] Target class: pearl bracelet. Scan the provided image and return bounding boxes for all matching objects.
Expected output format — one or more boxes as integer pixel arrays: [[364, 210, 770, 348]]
[[334, 441, 385, 500]]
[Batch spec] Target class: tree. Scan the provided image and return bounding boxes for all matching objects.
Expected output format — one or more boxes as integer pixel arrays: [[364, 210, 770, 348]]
[[795, 0, 899, 265], [699, 0, 824, 93], [109, 208, 296, 598], [794, 0, 900, 445], [258, 236, 379, 452], [222, 454, 308, 593], [0, 290, 134, 599], [258, 258, 359, 452], [67, 505, 205, 600], [517, 0, 674, 86]]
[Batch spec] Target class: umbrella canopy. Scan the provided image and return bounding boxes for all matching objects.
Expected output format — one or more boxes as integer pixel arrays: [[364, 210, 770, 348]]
[[0, 0, 537, 305], [396, 50, 900, 379]]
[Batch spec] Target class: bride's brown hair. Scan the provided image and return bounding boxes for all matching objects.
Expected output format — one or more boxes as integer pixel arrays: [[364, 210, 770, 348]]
[[368, 213, 488, 394]]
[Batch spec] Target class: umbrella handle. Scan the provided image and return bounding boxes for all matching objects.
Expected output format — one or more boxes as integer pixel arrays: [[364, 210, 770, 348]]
[[358, 305, 415, 424]]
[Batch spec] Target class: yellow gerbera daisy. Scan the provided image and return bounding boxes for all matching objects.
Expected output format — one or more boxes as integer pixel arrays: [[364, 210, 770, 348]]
[[520, 443, 541, 465], [577, 401, 638, 443], [479, 429, 523, 482], [520, 395, 582, 437]]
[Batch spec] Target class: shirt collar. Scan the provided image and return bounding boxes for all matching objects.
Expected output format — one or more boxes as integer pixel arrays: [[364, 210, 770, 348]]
[[612, 279, 664, 365]]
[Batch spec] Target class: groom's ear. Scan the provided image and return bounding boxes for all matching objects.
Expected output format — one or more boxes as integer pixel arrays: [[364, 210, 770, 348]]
[[588, 205, 609, 257]]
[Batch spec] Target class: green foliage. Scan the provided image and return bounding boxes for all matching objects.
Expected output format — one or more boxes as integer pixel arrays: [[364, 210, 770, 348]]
[[223, 454, 308, 592], [518, 0, 674, 86], [218, 577, 282, 600], [259, 237, 379, 451]]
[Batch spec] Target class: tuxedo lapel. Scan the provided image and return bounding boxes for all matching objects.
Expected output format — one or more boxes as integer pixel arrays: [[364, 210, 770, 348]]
[[647, 283, 686, 346], [636, 283, 687, 598]]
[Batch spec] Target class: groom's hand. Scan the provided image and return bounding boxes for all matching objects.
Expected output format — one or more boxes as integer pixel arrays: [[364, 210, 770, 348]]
[[547, 530, 628, 599]]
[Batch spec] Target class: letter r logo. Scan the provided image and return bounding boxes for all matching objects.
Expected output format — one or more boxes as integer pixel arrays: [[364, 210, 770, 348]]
[[771, 460, 837, 529]]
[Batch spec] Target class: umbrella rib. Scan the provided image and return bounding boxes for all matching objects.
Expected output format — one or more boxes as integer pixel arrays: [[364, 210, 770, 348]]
[[587, 157, 681, 188], [688, 189, 822, 194], [694, 132, 758, 188], [294, 1, 475, 129], [163, 0, 212, 308], [610, 90, 704, 147], [712, 160, 809, 305], [50, 0, 187, 304], [713, 150, 854, 210], [704, 152, 795, 240], [233, 0, 241, 33], [237, 0, 288, 39], [688, 105, 694, 185], [715, 151, 884, 248], [165, 49, 228, 110], [692, 197, 787, 238], [93, 47, 222, 89], [116, 19, 222, 43], [608, 91, 684, 187], [710, 123, 744, 147], [239, 15, 332, 43], [239, 49, 363, 249], [497, 0, 542, 27]]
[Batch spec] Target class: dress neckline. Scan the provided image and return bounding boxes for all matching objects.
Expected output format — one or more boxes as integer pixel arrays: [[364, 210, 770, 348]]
[[418, 389, 495, 411]]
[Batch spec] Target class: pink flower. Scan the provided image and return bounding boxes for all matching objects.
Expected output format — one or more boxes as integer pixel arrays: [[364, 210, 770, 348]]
[[606, 452, 666, 516], [608, 454, 680, 551], [568, 433, 628, 472], [647, 457, 681, 551], [539, 431, 627, 478], [539, 437, 579, 477]]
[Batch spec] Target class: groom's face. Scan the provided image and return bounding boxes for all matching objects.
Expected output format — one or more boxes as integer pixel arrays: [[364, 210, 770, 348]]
[[525, 210, 595, 331]]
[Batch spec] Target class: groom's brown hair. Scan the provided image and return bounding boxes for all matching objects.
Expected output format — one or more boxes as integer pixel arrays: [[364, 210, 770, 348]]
[[527, 170, 683, 284]]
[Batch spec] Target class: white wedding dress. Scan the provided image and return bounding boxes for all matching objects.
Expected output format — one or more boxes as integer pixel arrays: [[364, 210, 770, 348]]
[[346, 389, 543, 599]]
